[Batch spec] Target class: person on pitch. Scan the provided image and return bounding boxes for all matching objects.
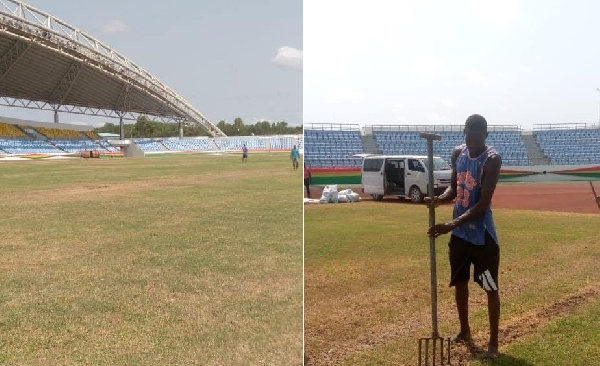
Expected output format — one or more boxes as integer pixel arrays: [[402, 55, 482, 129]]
[[242, 144, 248, 163], [304, 162, 312, 197], [426, 114, 502, 360], [290, 144, 300, 170]]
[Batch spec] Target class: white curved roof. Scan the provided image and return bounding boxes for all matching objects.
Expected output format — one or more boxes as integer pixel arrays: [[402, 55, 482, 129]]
[[0, 0, 225, 136]]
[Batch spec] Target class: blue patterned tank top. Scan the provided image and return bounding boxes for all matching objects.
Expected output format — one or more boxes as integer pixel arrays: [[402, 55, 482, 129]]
[[452, 144, 500, 246]]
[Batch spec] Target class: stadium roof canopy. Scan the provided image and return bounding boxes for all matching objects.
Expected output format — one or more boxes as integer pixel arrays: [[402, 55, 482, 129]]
[[0, 0, 225, 136]]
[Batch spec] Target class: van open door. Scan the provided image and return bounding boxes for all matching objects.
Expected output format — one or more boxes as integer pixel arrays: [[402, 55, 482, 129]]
[[383, 158, 406, 196], [362, 157, 385, 200]]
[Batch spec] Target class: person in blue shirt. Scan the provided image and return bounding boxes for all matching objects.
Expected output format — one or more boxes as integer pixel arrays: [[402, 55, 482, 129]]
[[290, 145, 300, 170], [242, 144, 248, 163], [426, 114, 502, 360]]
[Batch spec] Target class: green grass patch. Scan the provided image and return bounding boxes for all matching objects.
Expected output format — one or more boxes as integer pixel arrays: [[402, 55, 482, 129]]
[[305, 202, 600, 365], [499, 300, 600, 365]]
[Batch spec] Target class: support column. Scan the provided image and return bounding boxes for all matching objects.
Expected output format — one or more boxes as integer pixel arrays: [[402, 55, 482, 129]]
[[179, 121, 183, 139], [54, 109, 59, 124], [120, 114, 125, 140]]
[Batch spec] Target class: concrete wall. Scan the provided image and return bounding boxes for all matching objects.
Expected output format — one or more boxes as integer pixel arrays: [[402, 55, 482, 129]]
[[107, 139, 145, 158]]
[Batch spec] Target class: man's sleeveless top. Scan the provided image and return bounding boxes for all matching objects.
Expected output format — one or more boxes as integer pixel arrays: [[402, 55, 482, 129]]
[[452, 144, 499, 246]]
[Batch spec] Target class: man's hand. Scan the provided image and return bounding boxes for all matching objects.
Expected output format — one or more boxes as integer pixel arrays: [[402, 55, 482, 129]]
[[424, 196, 442, 209], [428, 223, 454, 238]]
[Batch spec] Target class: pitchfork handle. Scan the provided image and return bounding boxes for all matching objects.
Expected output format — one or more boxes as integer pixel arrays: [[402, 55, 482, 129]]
[[420, 132, 442, 338]]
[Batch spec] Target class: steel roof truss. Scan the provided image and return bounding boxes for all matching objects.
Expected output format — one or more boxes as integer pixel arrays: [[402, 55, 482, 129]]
[[0, 0, 226, 136], [116, 83, 130, 114], [0, 95, 184, 123], [48, 61, 80, 108], [0, 38, 27, 83]]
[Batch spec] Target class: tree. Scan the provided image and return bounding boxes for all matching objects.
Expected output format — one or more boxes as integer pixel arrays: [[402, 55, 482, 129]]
[[96, 122, 119, 134], [95, 116, 301, 137]]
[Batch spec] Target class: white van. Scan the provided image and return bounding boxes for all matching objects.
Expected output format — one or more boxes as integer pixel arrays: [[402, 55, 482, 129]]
[[361, 155, 452, 202]]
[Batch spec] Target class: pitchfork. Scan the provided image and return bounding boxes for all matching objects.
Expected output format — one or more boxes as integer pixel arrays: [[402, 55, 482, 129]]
[[590, 181, 600, 212], [417, 132, 451, 366]]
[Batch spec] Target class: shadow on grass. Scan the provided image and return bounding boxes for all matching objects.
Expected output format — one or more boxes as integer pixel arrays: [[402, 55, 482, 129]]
[[456, 342, 536, 366], [482, 354, 536, 365]]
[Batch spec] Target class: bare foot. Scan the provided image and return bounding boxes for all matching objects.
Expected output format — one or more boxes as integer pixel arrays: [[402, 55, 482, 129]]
[[482, 344, 499, 360], [450, 331, 472, 343]]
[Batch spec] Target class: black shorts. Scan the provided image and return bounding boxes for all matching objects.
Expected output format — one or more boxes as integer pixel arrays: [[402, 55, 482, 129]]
[[448, 232, 499, 292]]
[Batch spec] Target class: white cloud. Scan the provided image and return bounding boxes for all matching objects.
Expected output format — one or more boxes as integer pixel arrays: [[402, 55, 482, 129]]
[[272, 46, 303, 71], [99, 20, 129, 35], [409, 56, 443, 80], [327, 87, 365, 102], [440, 99, 457, 108], [463, 70, 490, 87]]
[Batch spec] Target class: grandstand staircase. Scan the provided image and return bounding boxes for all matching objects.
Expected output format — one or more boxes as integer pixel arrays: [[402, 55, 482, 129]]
[[211, 139, 221, 150], [360, 134, 382, 154], [522, 132, 550, 165], [16, 125, 42, 140], [158, 141, 169, 151], [17, 126, 48, 141]]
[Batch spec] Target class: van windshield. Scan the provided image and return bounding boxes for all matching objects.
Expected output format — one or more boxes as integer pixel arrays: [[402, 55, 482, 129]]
[[422, 157, 451, 171]]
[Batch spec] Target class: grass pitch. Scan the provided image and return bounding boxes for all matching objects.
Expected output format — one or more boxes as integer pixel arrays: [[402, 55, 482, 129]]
[[0, 153, 302, 365], [304, 200, 600, 365]]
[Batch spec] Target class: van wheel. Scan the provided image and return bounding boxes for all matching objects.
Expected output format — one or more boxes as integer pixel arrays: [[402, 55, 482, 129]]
[[371, 194, 383, 201], [409, 186, 423, 203]]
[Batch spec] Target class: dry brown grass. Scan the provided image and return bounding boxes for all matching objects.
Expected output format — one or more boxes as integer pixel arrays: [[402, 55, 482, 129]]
[[0, 154, 302, 365]]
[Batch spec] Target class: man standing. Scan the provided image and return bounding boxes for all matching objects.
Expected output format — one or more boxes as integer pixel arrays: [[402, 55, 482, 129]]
[[242, 144, 248, 163], [426, 114, 502, 360], [304, 162, 312, 197], [290, 145, 300, 170]]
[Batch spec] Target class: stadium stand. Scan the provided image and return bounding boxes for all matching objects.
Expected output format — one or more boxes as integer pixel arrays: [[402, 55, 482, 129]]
[[85, 131, 101, 140], [36, 127, 84, 139], [133, 139, 166, 152], [0, 139, 64, 154], [51, 139, 104, 153], [0, 122, 27, 138], [304, 129, 364, 168], [270, 136, 296, 150], [96, 140, 120, 152], [304, 124, 547, 168], [0, 118, 299, 155], [214, 137, 267, 151], [373, 128, 530, 166], [534, 127, 600, 165], [161, 138, 214, 151]]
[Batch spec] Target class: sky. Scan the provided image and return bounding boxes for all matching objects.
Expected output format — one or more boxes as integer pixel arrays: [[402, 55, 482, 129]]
[[0, 0, 302, 127], [304, 0, 600, 130]]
